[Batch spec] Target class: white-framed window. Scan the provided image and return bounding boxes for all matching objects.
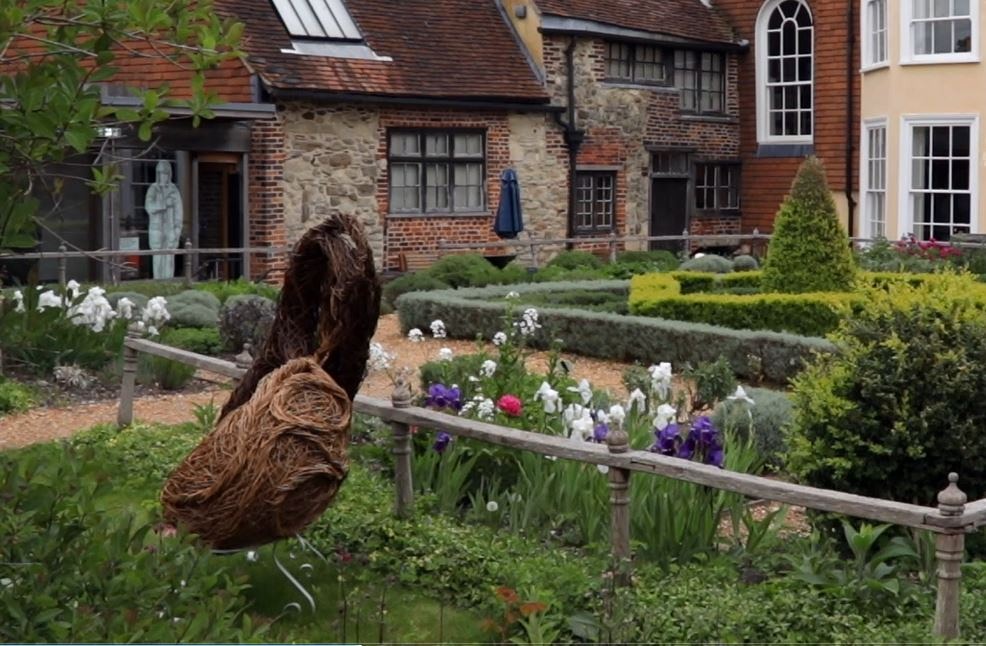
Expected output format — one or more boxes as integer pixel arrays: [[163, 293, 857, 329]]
[[902, 0, 979, 64], [863, 0, 889, 68], [756, 0, 814, 144], [900, 115, 978, 241], [862, 119, 888, 238]]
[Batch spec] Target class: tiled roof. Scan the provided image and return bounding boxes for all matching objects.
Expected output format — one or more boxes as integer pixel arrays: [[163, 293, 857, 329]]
[[217, 0, 549, 103], [535, 0, 737, 46]]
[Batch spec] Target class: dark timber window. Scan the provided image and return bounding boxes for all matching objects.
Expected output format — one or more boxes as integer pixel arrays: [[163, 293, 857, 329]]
[[606, 42, 670, 85], [574, 171, 616, 233], [388, 130, 486, 214], [674, 51, 726, 114], [694, 163, 740, 213]]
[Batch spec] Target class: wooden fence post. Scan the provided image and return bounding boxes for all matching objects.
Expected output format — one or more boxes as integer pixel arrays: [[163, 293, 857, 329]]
[[391, 379, 414, 518], [607, 422, 631, 584], [117, 324, 142, 428], [183, 240, 194, 286], [934, 473, 967, 640], [57, 244, 68, 287]]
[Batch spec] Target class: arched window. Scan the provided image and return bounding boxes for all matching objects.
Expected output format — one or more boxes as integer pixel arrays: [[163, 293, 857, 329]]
[[757, 0, 814, 145]]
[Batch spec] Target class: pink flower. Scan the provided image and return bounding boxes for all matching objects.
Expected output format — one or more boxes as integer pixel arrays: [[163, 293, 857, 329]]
[[497, 394, 523, 418]]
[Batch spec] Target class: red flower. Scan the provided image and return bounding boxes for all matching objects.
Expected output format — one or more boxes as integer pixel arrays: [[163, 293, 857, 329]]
[[497, 394, 523, 417]]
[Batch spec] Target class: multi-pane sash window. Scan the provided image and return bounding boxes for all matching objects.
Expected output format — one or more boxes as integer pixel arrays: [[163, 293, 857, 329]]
[[865, 0, 888, 66], [863, 123, 887, 238], [694, 163, 740, 213], [574, 172, 615, 233], [389, 131, 485, 214], [760, 0, 814, 141], [606, 42, 670, 84], [908, 122, 972, 241], [909, 0, 974, 57], [674, 51, 726, 114]]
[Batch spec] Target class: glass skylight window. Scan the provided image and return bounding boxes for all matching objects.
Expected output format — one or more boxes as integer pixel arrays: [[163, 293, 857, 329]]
[[272, 0, 362, 40]]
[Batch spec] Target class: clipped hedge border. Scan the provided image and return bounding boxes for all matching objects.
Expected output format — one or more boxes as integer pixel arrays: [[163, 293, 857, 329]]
[[396, 281, 835, 383]]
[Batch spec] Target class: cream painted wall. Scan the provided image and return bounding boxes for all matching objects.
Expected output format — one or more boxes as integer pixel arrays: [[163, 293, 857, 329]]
[[860, 1, 986, 240], [501, 0, 544, 67]]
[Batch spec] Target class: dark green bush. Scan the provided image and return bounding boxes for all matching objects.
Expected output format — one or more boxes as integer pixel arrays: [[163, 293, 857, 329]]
[[0, 378, 35, 414], [531, 266, 606, 282], [159, 326, 223, 356], [396, 282, 835, 383], [617, 249, 679, 270], [426, 253, 502, 288], [602, 261, 670, 279], [679, 254, 734, 273], [218, 294, 276, 352], [546, 250, 604, 270], [195, 278, 280, 303], [788, 274, 986, 504], [498, 262, 532, 284], [761, 157, 856, 293], [686, 356, 736, 409], [712, 386, 792, 469], [382, 273, 451, 310], [734, 254, 760, 271]]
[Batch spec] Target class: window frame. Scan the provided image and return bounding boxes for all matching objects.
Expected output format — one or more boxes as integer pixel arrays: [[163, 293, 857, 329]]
[[898, 114, 979, 240], [862, 0, 890, 70], [386, 129, 487, 215], [755, 0, 815, 145], [573, 170, 617, 234], [861, 117, 888, 238], [901, 0, 980, 65], [673, 50, 728, 116], [605, 41, 673, 87], [693, 161, 741, 215]]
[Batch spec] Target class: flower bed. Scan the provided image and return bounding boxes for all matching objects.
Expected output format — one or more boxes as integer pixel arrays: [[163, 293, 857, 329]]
[[396, 281, 834, 383]]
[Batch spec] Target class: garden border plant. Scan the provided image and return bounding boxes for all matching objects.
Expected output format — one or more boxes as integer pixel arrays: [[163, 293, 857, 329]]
[[396, 281, 835, 383]]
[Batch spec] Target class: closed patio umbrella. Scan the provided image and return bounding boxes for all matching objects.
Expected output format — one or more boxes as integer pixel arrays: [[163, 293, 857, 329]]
[[493, 168, 523, 239]]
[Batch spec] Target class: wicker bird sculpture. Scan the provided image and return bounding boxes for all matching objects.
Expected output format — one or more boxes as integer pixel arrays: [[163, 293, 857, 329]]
[[161, 214, 381, 550]]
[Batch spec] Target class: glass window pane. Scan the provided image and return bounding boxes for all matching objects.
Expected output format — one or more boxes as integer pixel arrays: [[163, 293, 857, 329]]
[[390, 133, 420, 156], [453, 134, 483, 157], [425, 134, 448, 157], [952, 159, 970, 190], [390, 163, 420, 211], [955, 19, 973, 52], [425, 164, 449, 210], [953, 126, 971, 157]]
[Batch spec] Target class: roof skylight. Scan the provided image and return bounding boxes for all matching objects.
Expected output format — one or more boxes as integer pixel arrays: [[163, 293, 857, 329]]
[[271, 0, 362, 40]]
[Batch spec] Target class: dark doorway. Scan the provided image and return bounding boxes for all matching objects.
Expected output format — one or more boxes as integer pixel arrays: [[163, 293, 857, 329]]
[[196, 155, 244, 280], [650, 177, 688, 252]]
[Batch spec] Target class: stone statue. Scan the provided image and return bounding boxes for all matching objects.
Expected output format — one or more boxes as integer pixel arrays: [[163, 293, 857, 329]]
[[145, 160, 183, 279]]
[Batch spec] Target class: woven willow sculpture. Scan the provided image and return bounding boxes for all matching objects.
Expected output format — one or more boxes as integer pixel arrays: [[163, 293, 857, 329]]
[[161, 215, 381, 549]]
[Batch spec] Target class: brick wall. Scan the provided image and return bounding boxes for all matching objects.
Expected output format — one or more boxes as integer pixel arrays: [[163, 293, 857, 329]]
[[714, 0, 860, 232], [248, 119, 288, 281]]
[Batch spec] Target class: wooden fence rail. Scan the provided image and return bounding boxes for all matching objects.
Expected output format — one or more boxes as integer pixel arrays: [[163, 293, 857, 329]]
[[118, 332, 983, 640]]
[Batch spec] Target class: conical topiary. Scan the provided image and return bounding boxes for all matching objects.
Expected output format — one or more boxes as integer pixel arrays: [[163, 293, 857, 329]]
[[761, 157, 856, 293]]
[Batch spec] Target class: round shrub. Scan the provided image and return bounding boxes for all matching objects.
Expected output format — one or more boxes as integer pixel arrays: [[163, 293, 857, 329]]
[[733, 255, 760, 272], [787, 275, 986, 505], [617, 250, 680, 271], [218, 294, 276, 352], [679, 255, 734, 273], [383, 273, 451, 310], [167, 290, 221, 311], [546, 250, 604, 270], [105, 291, 149, 311], [426, 254, 502, 288], [168, 303, 219, 328], [159, 327, 223, 356], [498, 262, 531, 284], [712, 387, 792, 469]]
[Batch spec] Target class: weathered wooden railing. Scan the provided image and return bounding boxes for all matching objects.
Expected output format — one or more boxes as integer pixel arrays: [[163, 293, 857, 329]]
[[118, 330, 986, 640]]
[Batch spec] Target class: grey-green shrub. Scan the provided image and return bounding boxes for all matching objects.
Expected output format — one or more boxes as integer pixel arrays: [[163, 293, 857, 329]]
[[105, 291, 149, 311], [382, 273, 450, 310], [218, 294, 276, 352], [167, 289, 221, 311], [733, 255, 760, 272], [426, 253, 502, 288], [712, 386, 792, 468], [168, 303, 219, 328], [680, 255, 734, 273], [617, 250, 680, 271]]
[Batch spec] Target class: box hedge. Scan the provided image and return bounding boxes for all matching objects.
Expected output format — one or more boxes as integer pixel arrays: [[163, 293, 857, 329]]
[[396, 281, 835, 383]]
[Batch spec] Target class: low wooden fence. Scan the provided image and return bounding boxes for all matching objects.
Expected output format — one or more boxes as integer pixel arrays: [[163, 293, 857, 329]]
[[117, 331, 986, 640]]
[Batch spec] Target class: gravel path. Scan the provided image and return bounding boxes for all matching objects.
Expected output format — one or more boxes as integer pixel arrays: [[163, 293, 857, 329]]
[[0, 315, 639, 450]]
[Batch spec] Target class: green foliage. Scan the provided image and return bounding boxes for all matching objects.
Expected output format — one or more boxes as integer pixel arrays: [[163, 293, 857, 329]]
[[139, 354, 196, 390], [0, 377, 35, 414], [382, 273, 450, 310], [531, 265, 606, 282], [167, 289, 222, 311], [165, 290, 220, 328], [679, 254, 734, 273], [685, 356, 737, 410], [855, 238, 944, 273], [616, 249, 679, 270], [509, 288, 628, 314], [546, 250, 604, 270], [713, 386, 792, 469], [670, 271, 763, 295], [761, 157, 856, 293], [0, 0, 242, 250], [218, 294, 275, 352], [105, 291, 149, 310], [733, 254, 760, 272], [788, 273, 986, 504], [398, 282, 835, 384], [194, 278, 280, 303], [159, 326, 223, 356], [426, 254, 504, 288]]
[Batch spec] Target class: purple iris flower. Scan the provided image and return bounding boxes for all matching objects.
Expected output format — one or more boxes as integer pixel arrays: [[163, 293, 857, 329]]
[[593, 422, 610, 443], [433, 431, 452, 454], [677, 436, 695, 460], [425, 384, 463, 411], [650, 423, 680, 456], [684, 417, 725, 468], [707, 446, 725, 468]]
